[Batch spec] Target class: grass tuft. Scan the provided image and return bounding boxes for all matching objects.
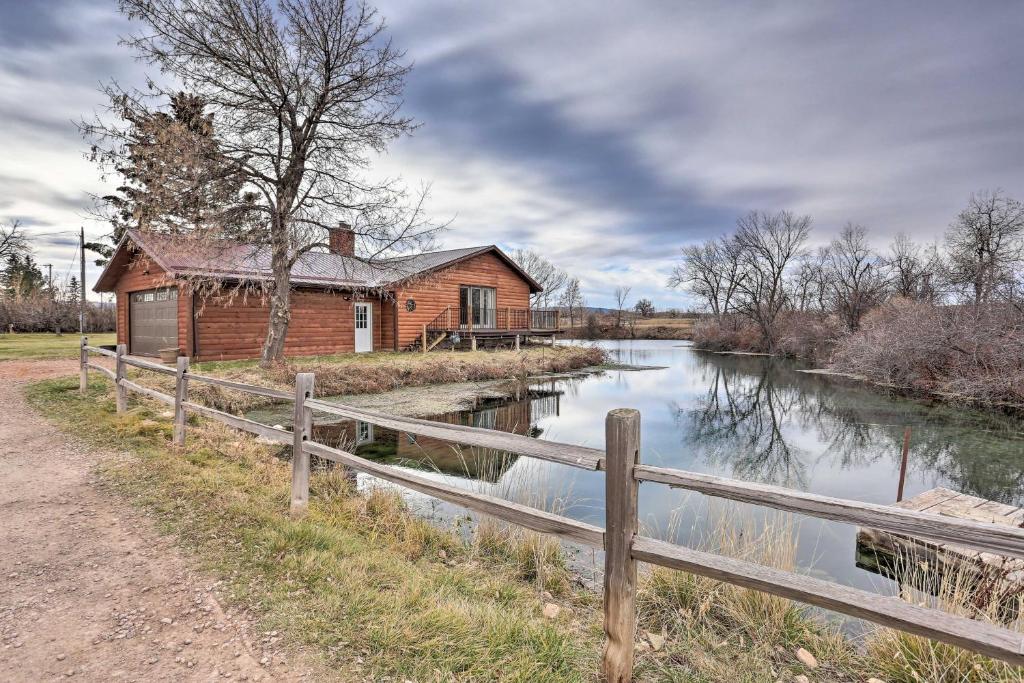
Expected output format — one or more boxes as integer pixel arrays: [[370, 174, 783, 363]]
[[26, 373, 1024, 682], [26, 376, 598, 682]]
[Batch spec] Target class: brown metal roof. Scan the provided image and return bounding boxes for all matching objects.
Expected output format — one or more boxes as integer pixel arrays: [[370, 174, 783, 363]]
[[93, 230, 543, 293]]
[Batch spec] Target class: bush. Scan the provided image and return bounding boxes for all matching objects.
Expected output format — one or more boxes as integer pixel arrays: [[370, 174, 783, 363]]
[[832, 298, 1024, 407], [692, 316, 766, 353], [775, 311, 844, 364], [0, 294, 115, 332]]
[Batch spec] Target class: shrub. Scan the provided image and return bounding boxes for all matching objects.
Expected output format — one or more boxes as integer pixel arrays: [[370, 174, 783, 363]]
[[832, 298, 1024, 407], [775, 311, 844, 364], [692, 316, 766, 353]]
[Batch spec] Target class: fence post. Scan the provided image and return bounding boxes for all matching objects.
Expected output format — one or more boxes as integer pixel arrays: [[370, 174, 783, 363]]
[[173, 356, 190, 446], [114, 343, 127, 413], [79, 336, 88, 395], [603, 408, 641, 683], [290, 372, 315, 515], [422, 323, 428, 353]]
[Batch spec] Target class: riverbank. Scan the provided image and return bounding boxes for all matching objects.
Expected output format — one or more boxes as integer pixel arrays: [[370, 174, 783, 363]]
[[146, 345, 606, 414], [562, 317, 696, 341], [27, 374, 889, 681], [693, 303, 1024, 413]]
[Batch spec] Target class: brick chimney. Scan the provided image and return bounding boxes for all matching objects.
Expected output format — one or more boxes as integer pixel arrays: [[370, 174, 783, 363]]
[[327, 221, 355, 256]]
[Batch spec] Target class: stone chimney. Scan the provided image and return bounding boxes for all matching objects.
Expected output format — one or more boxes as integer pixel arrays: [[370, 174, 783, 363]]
[[327, 221, 355, 256]]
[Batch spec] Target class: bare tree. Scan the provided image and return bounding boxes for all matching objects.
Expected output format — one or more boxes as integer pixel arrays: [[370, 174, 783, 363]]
[[886, 233, 926, 299], [0, 220, 29, 264], [944, 189, 1024, 306], [83, 0, 441, 366], [731, 210, 810, 351], [511, 249, 567, 309], [559, 276, 584, 328], [634, 298, 655, 317], [668, 237, 742, 317], [614, 285, 632, 328], [792, 248, 831, 312], [823, 223, 889, 330]]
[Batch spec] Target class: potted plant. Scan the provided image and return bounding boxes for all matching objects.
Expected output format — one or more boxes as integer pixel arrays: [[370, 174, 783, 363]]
[[159, 347, 181, 364]]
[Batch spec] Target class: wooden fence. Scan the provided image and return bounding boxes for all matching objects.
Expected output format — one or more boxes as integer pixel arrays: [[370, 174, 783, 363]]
[[79, 337, 1024, 680]]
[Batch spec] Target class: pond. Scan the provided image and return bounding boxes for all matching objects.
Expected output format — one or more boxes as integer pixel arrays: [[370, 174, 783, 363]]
[[277, 340, 1024, 601]]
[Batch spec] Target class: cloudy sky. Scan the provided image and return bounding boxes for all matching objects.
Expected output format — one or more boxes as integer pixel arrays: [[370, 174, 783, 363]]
[[2, 1, 1023, 307]]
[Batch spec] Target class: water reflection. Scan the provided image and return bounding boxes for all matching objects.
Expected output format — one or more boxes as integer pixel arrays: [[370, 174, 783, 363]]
[[254, 340, 1024, 596], [671, 350, 1024, 505], [311, 388, 563, 483], [675, 361, 808, 487]]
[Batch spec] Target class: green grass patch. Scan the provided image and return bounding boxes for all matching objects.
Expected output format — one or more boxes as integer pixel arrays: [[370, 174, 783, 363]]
[[26, 376, 600, 682], [0, 332, 115, 360]]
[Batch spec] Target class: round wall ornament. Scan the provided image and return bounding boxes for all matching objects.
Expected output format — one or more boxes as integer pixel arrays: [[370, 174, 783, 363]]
[[405, 298, 416, 312]]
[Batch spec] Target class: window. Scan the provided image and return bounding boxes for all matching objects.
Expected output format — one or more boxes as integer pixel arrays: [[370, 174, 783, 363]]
[[356, 421, 373, 445], [459, 286, 496, 328], [355, 305, 368, 329], [130, 287, 177, 303]]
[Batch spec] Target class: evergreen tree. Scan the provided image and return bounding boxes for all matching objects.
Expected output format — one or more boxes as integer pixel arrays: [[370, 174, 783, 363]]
[[87, 92, 253, 265], [66, 276, 80, 305], [3, 253, 45, 296]]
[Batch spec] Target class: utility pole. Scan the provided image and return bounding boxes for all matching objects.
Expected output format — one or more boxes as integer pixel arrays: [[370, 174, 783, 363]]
[[80, 227, 86, 334], [43, 264, 53, 293]]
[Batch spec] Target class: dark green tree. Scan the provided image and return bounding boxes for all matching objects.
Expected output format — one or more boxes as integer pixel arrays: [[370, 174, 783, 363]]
[[3, 253, 45, 296]]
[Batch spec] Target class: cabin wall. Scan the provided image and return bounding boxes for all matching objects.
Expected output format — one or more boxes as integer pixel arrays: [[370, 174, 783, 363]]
[[379, 297, 398, 351], [193, 289, 383, 361], [114, 256, 193, 356], [393, 251, 532, 348]]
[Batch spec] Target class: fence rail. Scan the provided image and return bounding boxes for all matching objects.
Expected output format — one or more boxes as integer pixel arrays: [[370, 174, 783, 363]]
[[78, 336, 1024, 678]]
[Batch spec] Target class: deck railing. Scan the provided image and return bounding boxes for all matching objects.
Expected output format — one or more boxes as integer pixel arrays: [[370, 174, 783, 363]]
[[425, 306, 559, 333], [79, 335, 1024, 680]]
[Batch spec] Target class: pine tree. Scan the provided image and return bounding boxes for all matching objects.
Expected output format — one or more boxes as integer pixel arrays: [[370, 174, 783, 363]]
[[87, 92, 253, 265], [66, 276, 80, 305]]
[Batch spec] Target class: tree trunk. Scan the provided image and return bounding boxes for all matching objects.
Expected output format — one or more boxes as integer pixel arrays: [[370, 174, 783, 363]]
[[259, 224, 293, 367]]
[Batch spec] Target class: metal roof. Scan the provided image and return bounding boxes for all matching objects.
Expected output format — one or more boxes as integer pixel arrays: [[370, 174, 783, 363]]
[[94, 230, 542, 293]]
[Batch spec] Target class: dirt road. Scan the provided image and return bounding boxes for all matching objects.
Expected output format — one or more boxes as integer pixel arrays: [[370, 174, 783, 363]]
[[0, 360, 318, 682]]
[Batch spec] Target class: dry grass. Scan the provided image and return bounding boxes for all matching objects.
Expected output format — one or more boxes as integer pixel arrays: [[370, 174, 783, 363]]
[[636, 506, 865, 681], [152, 345, 606, 413], [865, 554, 1024, 682], [26, 376, 600, 682], [633, 318, 696, 330]]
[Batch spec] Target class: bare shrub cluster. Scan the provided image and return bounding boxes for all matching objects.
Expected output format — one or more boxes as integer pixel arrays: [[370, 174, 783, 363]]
[[0, 294, 114, 333], [833, 298, 1024, 406], [674, 189, 1024, 406]]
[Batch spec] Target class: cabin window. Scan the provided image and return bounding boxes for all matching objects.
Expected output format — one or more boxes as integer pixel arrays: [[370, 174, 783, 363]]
[[356, 421, 373, 445], [459, 286, 496, 328]]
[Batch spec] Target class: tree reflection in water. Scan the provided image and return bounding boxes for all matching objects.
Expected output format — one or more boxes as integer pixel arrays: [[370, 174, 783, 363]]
[[674, 351, 1024, 503]]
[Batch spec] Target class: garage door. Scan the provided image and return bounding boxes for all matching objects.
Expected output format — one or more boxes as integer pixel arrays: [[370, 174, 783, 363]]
[[129, 287, 178, 356]]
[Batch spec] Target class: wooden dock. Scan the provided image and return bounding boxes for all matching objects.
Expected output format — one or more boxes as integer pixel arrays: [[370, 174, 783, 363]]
[[857, 487, 1024, 582]]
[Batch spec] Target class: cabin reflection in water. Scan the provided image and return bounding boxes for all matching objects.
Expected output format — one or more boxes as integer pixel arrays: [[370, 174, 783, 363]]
[[310, 389, 562, 483]]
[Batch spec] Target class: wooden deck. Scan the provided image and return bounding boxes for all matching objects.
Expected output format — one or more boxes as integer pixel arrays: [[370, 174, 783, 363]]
[[857, 487, 1024, 582]]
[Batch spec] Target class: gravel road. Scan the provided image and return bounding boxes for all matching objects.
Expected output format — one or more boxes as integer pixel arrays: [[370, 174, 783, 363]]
[[0, 359, 320, 682]]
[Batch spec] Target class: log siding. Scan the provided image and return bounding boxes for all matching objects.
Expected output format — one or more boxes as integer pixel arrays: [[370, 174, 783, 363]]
[[107, 246, 536, 359], [393, 251, 531, 348]]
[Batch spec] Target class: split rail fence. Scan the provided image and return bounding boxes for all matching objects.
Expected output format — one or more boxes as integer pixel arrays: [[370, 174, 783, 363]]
[[80, 337, 1024, 680]]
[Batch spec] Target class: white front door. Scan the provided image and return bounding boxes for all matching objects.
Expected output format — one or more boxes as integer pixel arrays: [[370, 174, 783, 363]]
[[354, 303, 373, 352]]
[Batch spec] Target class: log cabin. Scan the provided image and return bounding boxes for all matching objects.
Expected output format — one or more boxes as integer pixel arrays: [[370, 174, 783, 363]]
[[93, 226, 559, 360]]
